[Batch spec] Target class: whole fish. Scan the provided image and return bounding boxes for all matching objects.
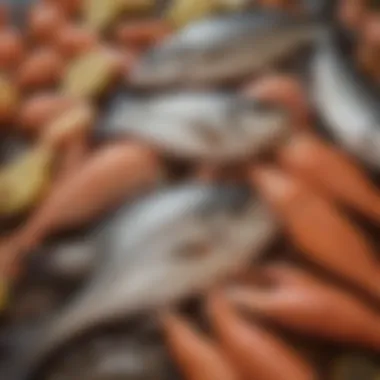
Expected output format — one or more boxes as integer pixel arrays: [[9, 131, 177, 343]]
[[2, 184, 277, 380], [99, 91, 291, 162], [129, 10, 324, 87], [311, 30, 380, 170]]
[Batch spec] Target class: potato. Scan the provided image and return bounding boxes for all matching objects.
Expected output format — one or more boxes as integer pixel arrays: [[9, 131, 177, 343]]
[[16, 48, 64, 90], [62, 48, 120, 98], [0, 145, 54, 216], [18, 93, 77, 132]]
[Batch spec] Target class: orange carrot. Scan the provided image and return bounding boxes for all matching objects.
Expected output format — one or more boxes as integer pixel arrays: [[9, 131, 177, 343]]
[[278, 132, 380, 223], [250, 165, 380, 300], [207, 291, 315, 380], [228, 263, 380, 350], [161, 312, 239, 380]]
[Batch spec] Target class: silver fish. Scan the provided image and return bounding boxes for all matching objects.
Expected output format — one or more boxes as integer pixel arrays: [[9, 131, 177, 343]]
[[129, 10, 324, 87], [4, 184, 278, 379], [311, 31, 380, 170], [100, 91, 290, 162]]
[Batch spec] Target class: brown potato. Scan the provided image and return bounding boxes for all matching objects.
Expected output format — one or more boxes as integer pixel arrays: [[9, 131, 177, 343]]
[[28, 2, 67, 44], [114, 19, 172, 49], [18, 93, 77, 132], [16, 48, 65, 90], [55, 24, 98, 58], [0, 28, 24, 70], [0, 75, 19, 123], [62, 47, 121, 97]]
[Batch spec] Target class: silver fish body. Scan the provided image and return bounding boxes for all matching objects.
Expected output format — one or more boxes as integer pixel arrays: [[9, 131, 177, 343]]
[[6, 184, 278, 380], [311, 31, 380, 169], [100, 92, 290, 162], [129, 10, 324, 87]]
